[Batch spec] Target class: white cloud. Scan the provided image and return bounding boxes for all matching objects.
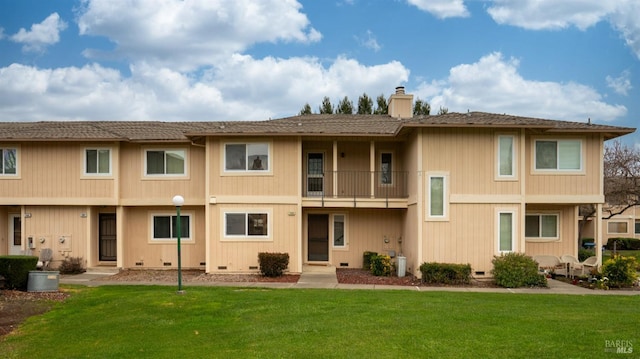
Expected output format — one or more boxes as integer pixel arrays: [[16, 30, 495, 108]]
[[10, 13, 67, 52], [0, 56, 409, 121], [77, 0, 321, 71], [609, 1, 640, 60], [417, 52, 627, 122], [606, 70, 632, 96], [407, 0, 469, 18], [358, 30, 381, 52]]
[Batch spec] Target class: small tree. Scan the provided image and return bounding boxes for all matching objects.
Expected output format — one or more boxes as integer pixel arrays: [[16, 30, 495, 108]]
[[299, 103, 312, 115], [336, 96, 354, 114], [413, 98, 431, 116], [437, 106, 449, 115], [373, 94, 388, 114], [319, 96, 334, 114], [357, 93, 373, 114]]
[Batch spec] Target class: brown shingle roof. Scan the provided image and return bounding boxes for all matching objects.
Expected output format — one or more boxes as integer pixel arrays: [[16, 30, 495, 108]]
[[0, 112, 634, 141]]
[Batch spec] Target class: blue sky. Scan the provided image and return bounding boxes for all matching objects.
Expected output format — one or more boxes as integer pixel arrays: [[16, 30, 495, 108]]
[[0, 0, 638, 147]]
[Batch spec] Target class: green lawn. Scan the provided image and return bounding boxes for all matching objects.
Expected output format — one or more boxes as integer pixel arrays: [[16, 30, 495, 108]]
[[602, 249, 640, 262], [2, 285, 638, 358]]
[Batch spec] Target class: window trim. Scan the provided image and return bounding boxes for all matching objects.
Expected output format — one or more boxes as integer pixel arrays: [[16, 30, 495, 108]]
[[608, 221, 629, 235], [496, 209, 517, 253], [533, 138, 584, 174], [0, 146, 19, 178], [222, 141, 272, 175], [496, 134, 517, 180], [143, 148, 188, 178], [83, 147, 112, 177], [149, 211, 194, 243], [426, 172, 449, 221], [331, 213, 348, 249], [525, 213, 560, 242], [222, 209, 272, 241]]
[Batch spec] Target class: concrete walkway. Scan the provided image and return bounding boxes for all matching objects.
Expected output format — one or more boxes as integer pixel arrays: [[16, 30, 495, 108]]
[[59, 269, 640, 295]]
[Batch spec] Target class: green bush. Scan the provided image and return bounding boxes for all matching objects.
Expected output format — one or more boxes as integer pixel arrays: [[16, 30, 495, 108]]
[[578, 248, 594, 262], [258, 252, 289, 277], [370, 254, 392, 276], [491, 253, 547, 288], [58, 257, 86, 275], [601, 256, 638, 288], [0, 255, 38, 290], [362, 251, 378, 270], [419, 262, 471, 285], [605, 238, 640, 250]]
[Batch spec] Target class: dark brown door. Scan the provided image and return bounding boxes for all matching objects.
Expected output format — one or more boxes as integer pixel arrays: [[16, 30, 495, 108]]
[[99, 214, 117, 261], [307, 214, 329, 261]]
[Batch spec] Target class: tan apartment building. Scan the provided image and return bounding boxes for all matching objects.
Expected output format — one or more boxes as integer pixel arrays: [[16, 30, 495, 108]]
[[0, 88, 635, 277]]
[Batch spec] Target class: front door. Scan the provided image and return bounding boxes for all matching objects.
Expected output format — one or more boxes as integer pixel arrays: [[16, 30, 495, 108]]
[[307, 214, 329, 261], [8, 214, 21, 255], [99, 213, 117, 261]]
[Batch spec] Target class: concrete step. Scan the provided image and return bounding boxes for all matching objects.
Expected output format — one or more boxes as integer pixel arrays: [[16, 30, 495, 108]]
[[302, 264, 336, 273], [86, 266, 120, 275]]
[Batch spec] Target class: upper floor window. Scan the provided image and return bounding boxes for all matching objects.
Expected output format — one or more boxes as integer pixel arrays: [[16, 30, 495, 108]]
[[85, 148, 111, 175], [225, 143, 269, 172], [380, 152, 393, 184], [151, 213, 191, 241], [497, 135, 515, 178], [1, 148, 17, 176], [525, 213, 558, 239], [535, 140, 581, 171], [427, 173, 448, 220], [145, 149, 186, 176]]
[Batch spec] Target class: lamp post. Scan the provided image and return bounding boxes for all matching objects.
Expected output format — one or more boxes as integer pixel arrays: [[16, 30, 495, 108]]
[[172, 195, 185, 294]]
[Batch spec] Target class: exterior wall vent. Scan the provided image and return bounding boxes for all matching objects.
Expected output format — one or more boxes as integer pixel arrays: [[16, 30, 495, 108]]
[[249, 266, 258, 270], [340, 262, 349, 267], [218, 266, 227, 270], [475, 271, 485, 276], [163, 262, 172, 266], [135, 262, 143, 266]]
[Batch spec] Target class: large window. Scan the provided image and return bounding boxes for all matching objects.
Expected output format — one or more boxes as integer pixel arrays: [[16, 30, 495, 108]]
[[428, 174, 447, 218], [535, 140, 581, 171], [497, 135, 515, 178], [224, 212, 269, 238], [0, 148, 17, 175], [380, 152, 393, 184], [525, 214, 558, 239], [85, 148, 111, 175], [608, 221, 628, 234], [225, 143, 269, 172], [151, 214, 191, 241], [145, 149, 186, 176], [498, 211, 514, 252]]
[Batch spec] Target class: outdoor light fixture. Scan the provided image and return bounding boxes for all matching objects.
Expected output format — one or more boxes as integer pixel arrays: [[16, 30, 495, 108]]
[[172, 195, 185, 294]]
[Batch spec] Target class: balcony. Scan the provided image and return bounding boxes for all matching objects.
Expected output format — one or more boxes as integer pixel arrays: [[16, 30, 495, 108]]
[[303, 171, 408, 208]]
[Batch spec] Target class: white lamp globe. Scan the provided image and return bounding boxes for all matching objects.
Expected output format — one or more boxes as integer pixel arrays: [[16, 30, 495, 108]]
[[172, 195, 185, 207]]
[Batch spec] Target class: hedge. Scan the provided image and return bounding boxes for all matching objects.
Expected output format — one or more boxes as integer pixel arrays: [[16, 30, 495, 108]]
[[0, 255, 38, 290]]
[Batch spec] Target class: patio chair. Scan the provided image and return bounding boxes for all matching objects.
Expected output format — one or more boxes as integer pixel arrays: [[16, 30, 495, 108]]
[[533, 255, 568, 276], [581, 256, 598, 275], [36, 248, 53, 271], [560, 254, 584, 277]]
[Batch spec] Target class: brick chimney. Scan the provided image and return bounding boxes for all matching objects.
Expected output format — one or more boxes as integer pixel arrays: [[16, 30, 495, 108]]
[[388, 86, 413, 118]]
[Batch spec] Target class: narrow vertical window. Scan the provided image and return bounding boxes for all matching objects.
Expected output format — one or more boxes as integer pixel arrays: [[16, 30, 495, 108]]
[[333, 214, 345, 247], [380, 153, 393, 184], [429, 176, 444, 217], [498, 136, 514, 177], [499, 212, 513, 252]]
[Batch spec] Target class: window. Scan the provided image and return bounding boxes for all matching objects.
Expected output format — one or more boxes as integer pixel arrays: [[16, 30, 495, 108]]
[[85, 148, 111, 175], [145, 149, 186, 176], [380, 153, 393, 184], [428, 175, 447, 218], [0, 148, 17, 175], [333, 214, 346, 247], [608, 221, 628, 234], [224, 212, 269, 238], [525, 214, 558, 239], [151, 214, 191, 241], [535, 140, 581, 171], [225, 143, 269, 172], [498, 211, 515, 252], [497, 135, 515, 177], [635, 220, 640, 235]]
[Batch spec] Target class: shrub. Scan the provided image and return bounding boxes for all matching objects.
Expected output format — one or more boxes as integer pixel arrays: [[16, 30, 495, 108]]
[[58, 257, 86, 275], [0, 255, 38, 290], [491, 253, 547, 288], [605, 238, 640, 250], [419, 262, 471, 285], [362, 251, 378, 270], [370, 254, 392, 276], [258, 252, 289, 277], [601, 256, 638, 288], [578, 248, 594, 262]]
